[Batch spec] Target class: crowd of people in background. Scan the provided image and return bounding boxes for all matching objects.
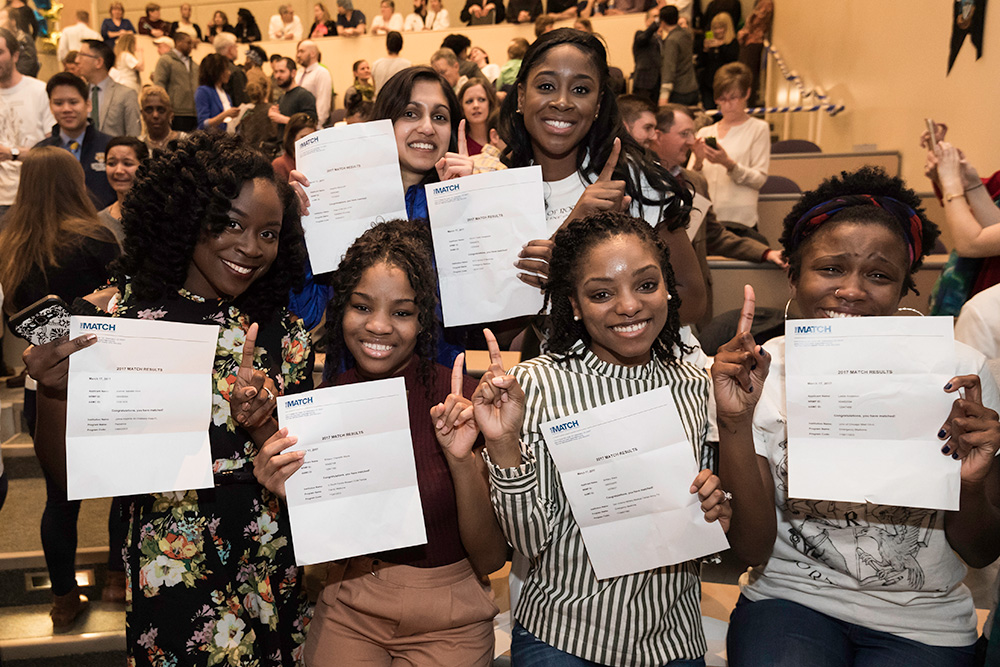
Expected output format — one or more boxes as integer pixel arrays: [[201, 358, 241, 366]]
[[3, 1, 1000, 667]]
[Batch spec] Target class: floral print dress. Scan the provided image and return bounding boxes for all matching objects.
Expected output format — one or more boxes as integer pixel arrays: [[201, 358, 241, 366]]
[[85, 285, 313, 667]]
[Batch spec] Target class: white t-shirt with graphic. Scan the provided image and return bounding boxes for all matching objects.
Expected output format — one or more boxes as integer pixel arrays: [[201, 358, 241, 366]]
[[0, 76, 55, 205], [741, 335, 1000, 647]]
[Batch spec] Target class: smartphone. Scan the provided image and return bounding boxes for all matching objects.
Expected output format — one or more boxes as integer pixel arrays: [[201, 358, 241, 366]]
[[705, 136, 719, 149], [924, 118, 937, 149], [9, 295, 72, 346]]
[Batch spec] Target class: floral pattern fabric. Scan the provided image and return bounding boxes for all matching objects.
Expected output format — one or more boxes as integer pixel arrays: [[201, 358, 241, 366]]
[[87, 285, 313, 667]]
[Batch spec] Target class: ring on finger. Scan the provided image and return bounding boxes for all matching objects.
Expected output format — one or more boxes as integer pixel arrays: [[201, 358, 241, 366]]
[[264, 387, 275, 401], [722, 491, 733, 502]]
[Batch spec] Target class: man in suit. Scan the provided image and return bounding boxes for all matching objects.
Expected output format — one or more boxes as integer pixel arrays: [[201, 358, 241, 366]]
[[36, 72, 116, 208], [77, 39, 140, 137], [632, 8, 661, 104], [650, 104, 784, 329], [152, 31, 198, 131]]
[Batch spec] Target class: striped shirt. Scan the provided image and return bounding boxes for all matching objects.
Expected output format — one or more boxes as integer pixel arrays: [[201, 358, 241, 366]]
[[486, 339, 711, 666]]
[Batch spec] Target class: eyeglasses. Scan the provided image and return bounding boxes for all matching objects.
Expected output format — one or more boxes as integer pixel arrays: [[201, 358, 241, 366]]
[[76, 52, 100, 60]]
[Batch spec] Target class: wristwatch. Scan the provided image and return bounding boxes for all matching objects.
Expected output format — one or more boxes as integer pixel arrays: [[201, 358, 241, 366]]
[[10, 147, 19, 161]]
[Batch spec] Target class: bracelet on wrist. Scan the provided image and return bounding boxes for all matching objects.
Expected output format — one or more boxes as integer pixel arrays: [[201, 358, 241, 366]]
[[965, 181, 985, 193], [945, 192, 967, 203]]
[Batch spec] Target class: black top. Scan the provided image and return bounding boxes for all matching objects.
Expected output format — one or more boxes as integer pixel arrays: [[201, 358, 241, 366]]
[[461, 0, 505, 24], [11, 233, 120, 313], [8, 6, 35, 37], [506, 0, 542, 22], [277, 86, 317, 137], [307, 19, 338, 36]]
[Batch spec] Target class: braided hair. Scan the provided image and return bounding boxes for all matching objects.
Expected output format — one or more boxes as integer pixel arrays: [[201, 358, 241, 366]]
[[779, 166, 940, 296], [543, 211, 688, 363], [113, 132, 306, 323], [324, 220, 439, 394]]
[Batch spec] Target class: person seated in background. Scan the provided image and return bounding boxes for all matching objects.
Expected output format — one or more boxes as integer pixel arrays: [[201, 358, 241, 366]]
[[371, 0, 404, 33], [468, 45, 499, 83], [372, 33, 410, 94], [271, 112, 317, 181], [533, 14, 555, 37], [195, 53, 240, 130], [423, 0, 450, 29], [138, 85, 187, 152], [99, 135, 148, 242], [344, 99, 373, 124], [172, 2, 202, 40], [441, 33, 484, 80], [137, 2, 171, 37], [35, 72, 116, 208], [458, 77, 497, 156], [471, 109, 505, 174], [461, 0, 504, 25], [309, 2, 338, 37], [497, 36, 527, 89], [403, 0, 426, 29], [430, 48, 466, 94], [269, 4, 303, 40], [234, 8, 262, 42], [205, 10, 233, 41], [336, 0, 367, 35], [618, 93, 658, 149], [62, 50, 80, 75], [101, 1, 135, 49], [344, 59, 375, 105], [506, 0, 541, 23], [649, 103, 784, 330]]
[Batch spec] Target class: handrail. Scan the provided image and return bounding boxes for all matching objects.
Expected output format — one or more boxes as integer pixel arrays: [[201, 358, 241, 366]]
[[762, 39, 844, 117], [709, 104, 845, 118]]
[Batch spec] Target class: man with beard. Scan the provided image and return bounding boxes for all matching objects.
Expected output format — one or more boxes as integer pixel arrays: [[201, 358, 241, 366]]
[[268, 57, 316, 139]]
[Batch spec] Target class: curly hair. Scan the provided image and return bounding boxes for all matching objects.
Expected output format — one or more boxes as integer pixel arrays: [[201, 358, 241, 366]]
[[779, 166, 940, 296], [498, 28, 691, 231], [543, 211, 687, 364], [324, 220, 440, 395], [113, 132, 306, 323]]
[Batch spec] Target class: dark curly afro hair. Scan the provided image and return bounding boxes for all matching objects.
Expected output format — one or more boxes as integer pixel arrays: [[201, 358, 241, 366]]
[[543, 211, 688, 364], [779, 166, 939, 296], [113, 132, 307, 324], [324, 219, 439, 395]]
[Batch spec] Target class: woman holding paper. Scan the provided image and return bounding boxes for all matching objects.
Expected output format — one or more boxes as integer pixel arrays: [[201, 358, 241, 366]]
[[472, 211, 731, 666], [497, 28, 707, 326], [0, 147, 123, 629], [253, 220, 508, 666], [714, 167, 1000, 666], [24, 133, 314, 665]]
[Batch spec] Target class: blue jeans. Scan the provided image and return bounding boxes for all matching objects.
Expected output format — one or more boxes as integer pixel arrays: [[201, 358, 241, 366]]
[[511, 622, 706, 667], [727, 595, 976, 667]]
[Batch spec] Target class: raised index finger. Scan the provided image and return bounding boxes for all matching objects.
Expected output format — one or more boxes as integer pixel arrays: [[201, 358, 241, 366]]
[[483, 328, 505, 375], [240, 323, 259, 373], [457, 119, 468, 157], [451, 352, 465, 396], [737, 284, 756, 335], [597, 137, 621, 182]]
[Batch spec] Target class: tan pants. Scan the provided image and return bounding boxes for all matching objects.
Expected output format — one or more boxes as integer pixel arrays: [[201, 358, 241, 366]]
[[305, 556, 498, 667]]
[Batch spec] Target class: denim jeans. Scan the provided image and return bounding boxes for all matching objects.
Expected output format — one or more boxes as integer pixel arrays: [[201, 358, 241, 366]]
[[727, 594, 976, 667], [511, 622, 707, 667]]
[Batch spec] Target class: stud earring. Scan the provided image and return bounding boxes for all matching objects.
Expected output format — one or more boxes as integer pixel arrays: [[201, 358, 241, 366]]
[[573, 315, 580, 321]]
